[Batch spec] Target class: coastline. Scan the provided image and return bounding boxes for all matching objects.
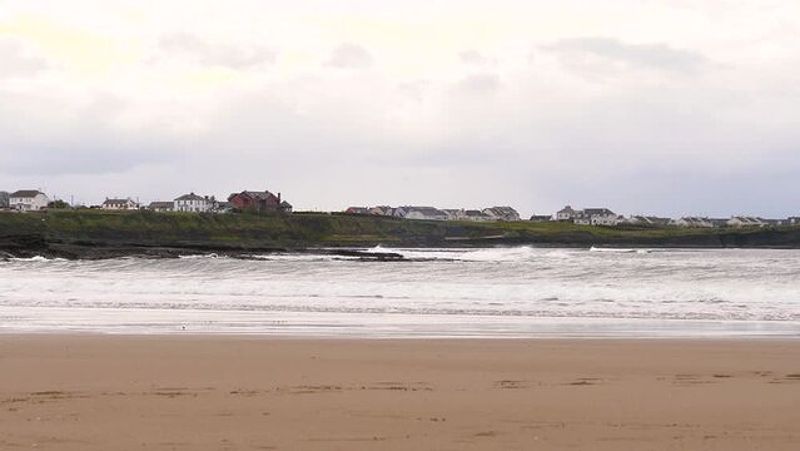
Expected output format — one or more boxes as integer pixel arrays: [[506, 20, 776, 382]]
[[2, 335, 798, 450], [4, 210, 800, 260]]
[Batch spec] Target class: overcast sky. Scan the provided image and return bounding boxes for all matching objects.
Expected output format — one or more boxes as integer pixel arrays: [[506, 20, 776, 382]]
[[1, 0, 798, 217]]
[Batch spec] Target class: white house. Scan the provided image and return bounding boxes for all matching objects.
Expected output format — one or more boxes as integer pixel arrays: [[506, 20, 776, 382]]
[[395, 206, 448, 221], [482, 206, 521, 222], [441, 209, 466, 221], [147, 201, 174, 212], [572, 208, 619, 226], [591, 214, 624, 226], [671, 217, 715, 228], [102, 198, 139, 210], [625, 216, 671, 227], [464, 209, 493, 222], [556, 205, 577, 221], [9, 190, 49, 211], [174, 193, 213, 213], [727, 216, 767, 228], [369, 206, 395, 216]]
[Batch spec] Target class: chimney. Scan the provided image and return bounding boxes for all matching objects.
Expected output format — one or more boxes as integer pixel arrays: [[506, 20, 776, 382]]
[[278, 192, 281, 203]]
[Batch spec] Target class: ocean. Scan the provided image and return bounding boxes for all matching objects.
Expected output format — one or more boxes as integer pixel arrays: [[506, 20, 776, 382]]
[[1, 247, 798, 338]]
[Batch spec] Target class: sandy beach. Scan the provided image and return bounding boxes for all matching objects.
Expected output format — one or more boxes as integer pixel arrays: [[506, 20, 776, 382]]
[[1, 336, 798, 450]]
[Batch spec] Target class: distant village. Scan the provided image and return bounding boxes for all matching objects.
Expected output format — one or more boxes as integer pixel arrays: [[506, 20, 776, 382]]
[[1, 188, 799, 229]]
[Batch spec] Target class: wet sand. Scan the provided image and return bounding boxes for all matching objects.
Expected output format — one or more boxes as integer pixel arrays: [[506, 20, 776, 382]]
[[1, 336, 799, 450]]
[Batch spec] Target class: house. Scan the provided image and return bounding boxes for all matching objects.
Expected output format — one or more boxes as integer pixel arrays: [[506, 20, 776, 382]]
[[345, 207, 370, 215], [573, 208, 620, 226], [625, 216, 671, 227], [555, 205, 577, 221], [482, 206, 521, 222], [727, 216, 767, 228], [102, 198, 139, 210], [174, 193, 213, 213], [9, 190, 49, 211], [369, 206, 395, 216], [441, 209, 466, 221], [464, 210, 493, 222], [0, 191, 9, 209], [671, 217, 714, 228], [148, 201, 174, 212], [228, 190, 288, 213], [394, 206, 448, 221], [529, 215, 551, 223], [280, 201, 293, 213], [788, 217, 800, 225], [213, 201, 234, 213]]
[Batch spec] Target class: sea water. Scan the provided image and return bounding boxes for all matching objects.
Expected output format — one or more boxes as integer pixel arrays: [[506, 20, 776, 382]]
[[1, 247, 798, 337]]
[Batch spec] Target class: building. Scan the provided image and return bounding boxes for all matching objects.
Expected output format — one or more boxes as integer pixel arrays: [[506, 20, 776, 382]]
[[394, 206, 448, 221], [727, 216, 767, 228], [464, 210, 493, 222], [482, 206, 521, 222], [555, 205, 577, 221], [788, 217, 800, 225], [572, 208, 620, 226], [0, 191, 9, 209], [9, 190, 49, 211], [228, 190, 288, 213], [214, 201, 234, 213], [671, 217, 715, 228], [441, 209, 466, 221], [148, 201, 174, 212], [625, 216, 671, 227], [369, 206, 395, 216], [102, 198, 139, 210], [529, 214, 551, 223], [345, 207, 370, 215], [280, 201, 293, 213], [174, 193, 213, 213]]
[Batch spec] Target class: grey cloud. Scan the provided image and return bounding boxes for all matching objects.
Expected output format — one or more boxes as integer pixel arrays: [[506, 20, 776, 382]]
[[0, 93, 175, 176], [324, 43, 373, 68], [0, 39, 49, 78], [159, 33, 275, 68], [542, 37, 709, 74]]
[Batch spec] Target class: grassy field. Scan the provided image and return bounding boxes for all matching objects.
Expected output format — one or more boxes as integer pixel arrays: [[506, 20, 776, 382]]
[[2, 209, 800, 252]]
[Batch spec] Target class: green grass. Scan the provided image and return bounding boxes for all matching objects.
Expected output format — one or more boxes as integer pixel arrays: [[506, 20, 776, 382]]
[[1, 209, 799, 249]]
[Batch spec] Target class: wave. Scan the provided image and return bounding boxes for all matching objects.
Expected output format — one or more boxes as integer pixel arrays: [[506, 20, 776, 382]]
[[9, 255, 68, 262], [366, 245, 582, 262], [590, 246, 650, 254]]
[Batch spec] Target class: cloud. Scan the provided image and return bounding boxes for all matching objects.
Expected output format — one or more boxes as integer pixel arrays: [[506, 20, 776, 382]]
[[0, 38, 49, 78], [542, 37, 710, 74], [324, 43, 373, 68], [158, 33, 275, 69], [459, 50, 496, 67], [0, 93, 176, 176], [455, 74, 500, 94]]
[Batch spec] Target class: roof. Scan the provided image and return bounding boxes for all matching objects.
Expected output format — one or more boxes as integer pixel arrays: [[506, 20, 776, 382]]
[[175, 192, 205, 201], [465, 209, 490, 217], [557, 205, 576, 213], [103, 198, 134, 204], [280, 201, 292, 207], [483, 206, 519, 217], [402, 206, 446, 217], [11, 190, 44, 198], [242, 190, 277, 200], [148, 201, 174, 208], [583, 208, 615, 216]]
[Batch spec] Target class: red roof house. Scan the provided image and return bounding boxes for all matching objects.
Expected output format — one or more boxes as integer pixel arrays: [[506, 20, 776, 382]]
[[227, 190, 288, 213]]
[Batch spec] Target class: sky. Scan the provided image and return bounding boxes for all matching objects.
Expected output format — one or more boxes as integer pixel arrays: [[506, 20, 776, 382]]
[[1, 0, 798, 217]]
